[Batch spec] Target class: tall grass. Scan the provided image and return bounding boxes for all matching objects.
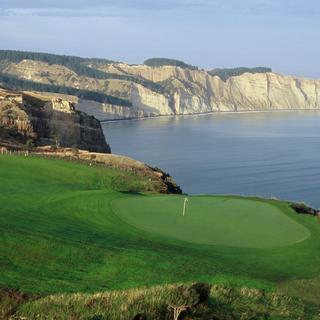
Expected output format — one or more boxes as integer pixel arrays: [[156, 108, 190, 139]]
[[9, 284, 320, 320]]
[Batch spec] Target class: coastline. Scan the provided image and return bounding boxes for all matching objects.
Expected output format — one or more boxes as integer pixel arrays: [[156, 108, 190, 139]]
[[99, 108, 320, 123]]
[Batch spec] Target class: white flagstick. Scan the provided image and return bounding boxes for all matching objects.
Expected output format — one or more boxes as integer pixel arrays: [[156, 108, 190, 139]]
[[183, 197, 189, 216]]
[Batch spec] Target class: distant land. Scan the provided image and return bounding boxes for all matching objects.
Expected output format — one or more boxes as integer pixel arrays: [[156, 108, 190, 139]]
[[0, 50, 319, 121]]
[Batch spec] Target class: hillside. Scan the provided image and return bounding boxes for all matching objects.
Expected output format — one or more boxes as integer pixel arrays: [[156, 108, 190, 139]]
[[1, 154, 320, 319], [0, 50, 319, 121]]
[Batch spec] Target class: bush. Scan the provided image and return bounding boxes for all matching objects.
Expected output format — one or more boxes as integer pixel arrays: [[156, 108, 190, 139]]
[[190, 283, 211, 305], [167, 285, 200, 320], [290, 202, 318, 216]]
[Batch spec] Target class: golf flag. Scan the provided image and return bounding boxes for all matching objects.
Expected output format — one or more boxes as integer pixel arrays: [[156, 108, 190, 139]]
[[183, 197, 188, 216]]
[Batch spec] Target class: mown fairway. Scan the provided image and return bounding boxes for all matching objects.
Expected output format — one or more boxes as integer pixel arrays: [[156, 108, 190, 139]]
[[1, 154, 320, 300]]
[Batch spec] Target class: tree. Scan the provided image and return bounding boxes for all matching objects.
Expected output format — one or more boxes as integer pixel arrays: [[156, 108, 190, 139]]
[[167, 285, 200, 320], [209, 67, 272, 81], [144, 58, 198, 70]]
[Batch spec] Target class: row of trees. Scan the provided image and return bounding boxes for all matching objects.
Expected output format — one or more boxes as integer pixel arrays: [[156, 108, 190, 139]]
[[144, 58, 199, 70], [209, 67, 272, 81]]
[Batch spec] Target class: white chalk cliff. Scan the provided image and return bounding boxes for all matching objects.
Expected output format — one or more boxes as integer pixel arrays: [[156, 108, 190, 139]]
[[3, 60, 320, 120]]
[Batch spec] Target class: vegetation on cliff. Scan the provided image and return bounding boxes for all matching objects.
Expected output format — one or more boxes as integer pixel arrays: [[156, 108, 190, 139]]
[[209, 67, 272, 81], [0, 49, 116, 79], [0, 73, 132, 107], [0, 50, 165, 95], [144, 57, 199, 70]]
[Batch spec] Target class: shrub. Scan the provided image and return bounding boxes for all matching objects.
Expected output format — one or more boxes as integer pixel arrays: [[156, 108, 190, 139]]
[[290, 202, 318, 216], [190, 283, 211, 305], [167, 285, 200, 320]]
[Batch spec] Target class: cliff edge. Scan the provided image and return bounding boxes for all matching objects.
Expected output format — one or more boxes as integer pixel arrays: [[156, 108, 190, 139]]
[[0, 88, 110, 153]]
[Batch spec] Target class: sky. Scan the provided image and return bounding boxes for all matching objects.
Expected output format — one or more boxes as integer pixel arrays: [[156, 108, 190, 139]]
[[0, 0, 319, 78]]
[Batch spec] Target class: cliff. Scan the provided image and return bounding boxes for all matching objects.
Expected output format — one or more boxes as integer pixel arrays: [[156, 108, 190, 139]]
[[0, 88, 110, 153], [1, 53, 320, 120], [100, 64, 320, 114]]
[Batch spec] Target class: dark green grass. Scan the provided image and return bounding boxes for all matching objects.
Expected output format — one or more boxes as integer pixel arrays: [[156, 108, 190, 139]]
[[112, 196, 310, 248], [1, 155, 320, 301]]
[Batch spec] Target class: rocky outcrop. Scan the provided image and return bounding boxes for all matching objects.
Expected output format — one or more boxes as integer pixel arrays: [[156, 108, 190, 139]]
[[0, 88, 110, 153], [2, 59, 320, 120]]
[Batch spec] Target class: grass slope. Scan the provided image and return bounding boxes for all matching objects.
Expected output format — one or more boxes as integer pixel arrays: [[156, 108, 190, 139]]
[[1, 155, 320, 303]]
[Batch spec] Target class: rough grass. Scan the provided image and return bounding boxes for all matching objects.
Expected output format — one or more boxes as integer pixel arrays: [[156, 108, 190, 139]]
[[1, 154, 320, 307], [278, 275, 320, 306], [9, 284, 320, 320]]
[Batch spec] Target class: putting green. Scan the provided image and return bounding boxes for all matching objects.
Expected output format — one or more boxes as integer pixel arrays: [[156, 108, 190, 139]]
[[112, 196, 310, 248]]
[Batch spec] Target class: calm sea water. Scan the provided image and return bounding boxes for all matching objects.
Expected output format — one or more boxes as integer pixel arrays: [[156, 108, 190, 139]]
[[102, 112, 320, 207]]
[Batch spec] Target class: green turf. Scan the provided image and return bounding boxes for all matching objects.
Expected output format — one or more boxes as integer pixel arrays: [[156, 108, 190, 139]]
[[1, 154, 320, 301], [111, 196, 310, 248]]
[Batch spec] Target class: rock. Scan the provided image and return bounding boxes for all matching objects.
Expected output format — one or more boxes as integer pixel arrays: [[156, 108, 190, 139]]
[[0, 88, 110, 153], [290, 202, 318, 216]]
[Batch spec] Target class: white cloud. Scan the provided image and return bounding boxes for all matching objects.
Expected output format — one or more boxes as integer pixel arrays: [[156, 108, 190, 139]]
[[4, 7, 122, 18], [1, 0, 319, 18]]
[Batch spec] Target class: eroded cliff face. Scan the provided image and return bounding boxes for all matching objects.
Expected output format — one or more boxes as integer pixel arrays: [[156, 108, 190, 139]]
[[108, 64, 320, 113], [2, 60, 320, 120], [0, 88, 110, 153]]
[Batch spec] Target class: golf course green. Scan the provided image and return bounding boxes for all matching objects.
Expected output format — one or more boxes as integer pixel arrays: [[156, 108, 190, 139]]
[[1, 154, 320, 301], [112, 196, 310, 248]]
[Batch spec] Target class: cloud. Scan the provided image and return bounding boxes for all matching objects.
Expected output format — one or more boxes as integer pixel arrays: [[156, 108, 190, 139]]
[[0, 0, 203, 11], [0, 0, 208, 17], [3, 7, 122, 18], [1, 0, 319, 19]]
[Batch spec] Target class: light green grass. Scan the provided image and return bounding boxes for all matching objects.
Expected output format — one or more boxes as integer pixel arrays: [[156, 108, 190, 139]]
[[1, 154, 320, 303], [112, 196, 310, 248]]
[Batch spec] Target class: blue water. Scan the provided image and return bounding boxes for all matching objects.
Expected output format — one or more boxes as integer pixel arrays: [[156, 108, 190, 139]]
[[102, 111, 320, 207]]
